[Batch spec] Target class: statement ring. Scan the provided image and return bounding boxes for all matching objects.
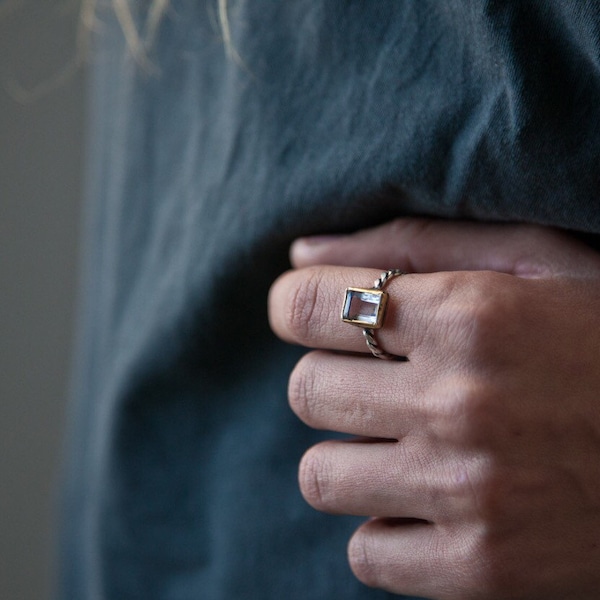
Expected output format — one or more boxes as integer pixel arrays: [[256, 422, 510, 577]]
[[341, 269, 405, 360]]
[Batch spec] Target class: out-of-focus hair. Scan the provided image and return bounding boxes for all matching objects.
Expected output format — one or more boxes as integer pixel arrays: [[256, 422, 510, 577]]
[[83, 0, 233, 68], [83, 0, 168, 67], [2, 0, 232, 100]]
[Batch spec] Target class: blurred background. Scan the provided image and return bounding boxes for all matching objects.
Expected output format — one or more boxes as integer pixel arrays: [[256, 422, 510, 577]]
[[0, 1, 85, 598]]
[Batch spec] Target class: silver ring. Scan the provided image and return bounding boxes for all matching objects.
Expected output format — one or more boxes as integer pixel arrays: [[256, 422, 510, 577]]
[[341, 269, 405, 360]]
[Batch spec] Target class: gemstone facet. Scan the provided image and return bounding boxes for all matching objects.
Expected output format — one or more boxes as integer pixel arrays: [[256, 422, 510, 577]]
[[341, 287, 388, 328]]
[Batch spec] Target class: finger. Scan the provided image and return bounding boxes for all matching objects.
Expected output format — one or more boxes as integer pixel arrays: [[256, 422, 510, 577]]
[[299, 438, 463, 522], [269, 265, 417, 356], [291, 218, 600, 277], [268, 264, 509, 357], [348, 518, 470, 599], [290, 351, 433, 439]]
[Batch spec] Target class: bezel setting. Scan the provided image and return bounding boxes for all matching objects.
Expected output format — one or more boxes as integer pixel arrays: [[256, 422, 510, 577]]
[[341, 287, 388, 329]]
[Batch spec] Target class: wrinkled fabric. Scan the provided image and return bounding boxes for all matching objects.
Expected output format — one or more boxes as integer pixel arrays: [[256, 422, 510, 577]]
[[61, 1, 600, 598]]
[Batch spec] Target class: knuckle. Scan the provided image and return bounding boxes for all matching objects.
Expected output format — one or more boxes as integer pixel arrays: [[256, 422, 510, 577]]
[[430, 378, 500, 447], [288, 353, 320, 424], [432, 273, 514, 357], [388, 216, 431, 241], [462, 460, 517, 528], [424, 273, 464, 340], [443, 500, 522, 598], [471, 465, 505, 518], [283, 267, 325, 344], [457, 539, 507, 599], [446, 488, 540, 599], [465, 532, 525, 598], [458, 387, 499, 444], [298, 446, 332, 510], [347, 527, 379, 587], [430, 271, 461, 309], [458, 273, 520, 357], [467, 306, 505, 354], [511, 225, 566, 277]]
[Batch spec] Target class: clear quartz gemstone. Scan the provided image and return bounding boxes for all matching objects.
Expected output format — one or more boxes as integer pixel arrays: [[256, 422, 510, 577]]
[[343, 289, 383, 326]]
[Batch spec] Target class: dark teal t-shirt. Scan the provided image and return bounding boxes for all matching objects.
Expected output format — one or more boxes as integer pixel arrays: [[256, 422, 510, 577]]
[[61, 2, 600, 598]]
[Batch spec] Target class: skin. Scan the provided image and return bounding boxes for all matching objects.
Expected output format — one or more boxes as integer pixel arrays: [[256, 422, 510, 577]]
[[268, 218, 600, 599]]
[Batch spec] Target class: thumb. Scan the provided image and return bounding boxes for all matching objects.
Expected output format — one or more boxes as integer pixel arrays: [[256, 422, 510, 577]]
[[291, 218, 600, 278]]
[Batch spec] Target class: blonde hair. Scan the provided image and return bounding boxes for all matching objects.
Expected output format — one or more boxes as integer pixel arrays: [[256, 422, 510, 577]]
[[3, 0, 231, 101], [81, 0, 169, 69], [83, 0, 233, 68]]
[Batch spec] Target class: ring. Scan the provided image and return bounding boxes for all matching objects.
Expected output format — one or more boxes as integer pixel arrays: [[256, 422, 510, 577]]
[[341, 269, 405, 360]]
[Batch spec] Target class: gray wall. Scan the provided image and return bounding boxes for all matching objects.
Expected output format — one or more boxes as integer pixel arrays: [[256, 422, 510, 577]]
[[0, 3, 85, 599]]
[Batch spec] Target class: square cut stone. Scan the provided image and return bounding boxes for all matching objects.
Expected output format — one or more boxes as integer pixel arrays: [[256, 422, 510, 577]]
[[341, 287, 388, 328]]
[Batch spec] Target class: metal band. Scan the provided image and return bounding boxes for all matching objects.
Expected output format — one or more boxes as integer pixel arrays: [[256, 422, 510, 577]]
[[365, 269, 404, 359], [372, 268, 405, 291]]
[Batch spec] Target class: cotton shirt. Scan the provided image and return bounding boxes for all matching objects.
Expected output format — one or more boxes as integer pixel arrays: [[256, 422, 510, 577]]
[[62, 2, 600, 598]]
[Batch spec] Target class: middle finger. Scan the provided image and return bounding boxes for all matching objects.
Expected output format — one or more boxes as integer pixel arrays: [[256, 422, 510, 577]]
[[289, 350, 440, 439]]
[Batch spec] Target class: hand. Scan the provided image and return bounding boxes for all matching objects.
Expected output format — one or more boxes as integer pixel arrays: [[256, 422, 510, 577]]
[[268, 219, 600, 600]]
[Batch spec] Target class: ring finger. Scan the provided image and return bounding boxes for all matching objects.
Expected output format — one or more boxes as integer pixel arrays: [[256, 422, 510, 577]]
[[268, 265, 462, 359]]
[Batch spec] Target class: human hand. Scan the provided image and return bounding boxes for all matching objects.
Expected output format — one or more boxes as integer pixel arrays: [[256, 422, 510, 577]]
[[268, 219, 600, 599]]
